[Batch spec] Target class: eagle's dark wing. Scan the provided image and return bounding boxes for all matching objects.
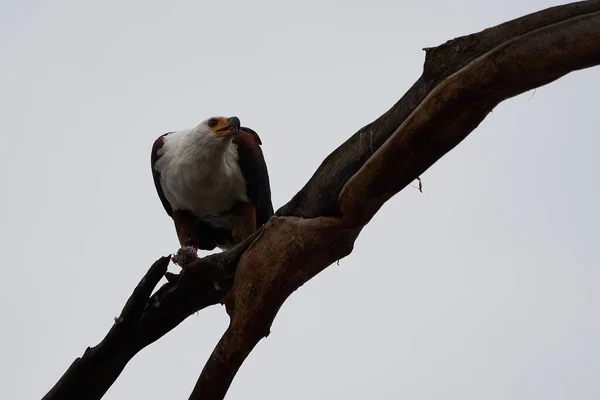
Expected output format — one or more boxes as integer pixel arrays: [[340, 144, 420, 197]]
[[233, 127, 274, 227], [151, 132, 173, 217]]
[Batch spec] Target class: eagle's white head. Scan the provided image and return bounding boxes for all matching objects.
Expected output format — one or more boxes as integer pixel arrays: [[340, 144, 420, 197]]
[[181, 116, 242, 159], [193, 116, 241, 140]]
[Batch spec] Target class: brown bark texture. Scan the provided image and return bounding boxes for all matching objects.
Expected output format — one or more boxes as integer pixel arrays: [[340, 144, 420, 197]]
[[42, 2, 600, 399]]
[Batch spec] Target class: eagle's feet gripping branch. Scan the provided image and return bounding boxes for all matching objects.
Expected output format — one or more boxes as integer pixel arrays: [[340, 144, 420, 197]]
[[171, 246, 198, 267]]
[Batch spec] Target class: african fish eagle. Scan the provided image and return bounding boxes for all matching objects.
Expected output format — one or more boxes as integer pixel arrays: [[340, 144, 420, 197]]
[[151, 116, 273, 265]]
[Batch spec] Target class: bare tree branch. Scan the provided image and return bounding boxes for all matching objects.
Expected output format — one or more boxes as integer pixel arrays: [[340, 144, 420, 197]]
[[278, 0, 600, 219], [42, 2, 600, 400], [189, 217, 361, 400], [42, 256, 170, 400], [340, 9, 600, 226], [41, 231, 261, 400]]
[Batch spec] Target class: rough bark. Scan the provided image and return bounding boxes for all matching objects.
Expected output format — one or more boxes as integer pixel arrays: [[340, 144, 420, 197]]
[[42, 2, 600, 399]]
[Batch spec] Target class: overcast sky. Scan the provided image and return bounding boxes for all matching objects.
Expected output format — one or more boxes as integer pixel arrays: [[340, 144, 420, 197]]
[[1, 0, 599, 399]]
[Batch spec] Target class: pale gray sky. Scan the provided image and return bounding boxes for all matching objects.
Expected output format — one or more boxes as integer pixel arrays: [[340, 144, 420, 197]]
[[1, 0, 598, 399]]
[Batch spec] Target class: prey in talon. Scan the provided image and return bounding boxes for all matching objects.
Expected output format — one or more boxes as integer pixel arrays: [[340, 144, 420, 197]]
[[150, 116, 274, 267], [171, 246, 198, 267]]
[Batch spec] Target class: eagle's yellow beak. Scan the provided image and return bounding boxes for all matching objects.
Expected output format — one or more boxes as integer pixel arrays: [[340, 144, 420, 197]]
[[215, 116, 241, 137]]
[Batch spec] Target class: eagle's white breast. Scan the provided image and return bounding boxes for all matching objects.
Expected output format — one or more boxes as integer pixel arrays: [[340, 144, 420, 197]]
[[154, 128, 248, 227]]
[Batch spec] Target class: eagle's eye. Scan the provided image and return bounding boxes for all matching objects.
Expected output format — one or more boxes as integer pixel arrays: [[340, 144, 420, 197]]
[[208, 119, 218, 128]]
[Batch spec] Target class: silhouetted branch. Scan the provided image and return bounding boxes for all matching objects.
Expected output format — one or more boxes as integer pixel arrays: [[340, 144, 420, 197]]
[[41, 256, 170, 400], [42, 2, 600, 400], [42, 231, 261, 400]]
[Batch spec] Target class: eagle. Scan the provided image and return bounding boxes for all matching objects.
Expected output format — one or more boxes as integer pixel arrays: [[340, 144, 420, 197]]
[[151, 116, 273, 265]]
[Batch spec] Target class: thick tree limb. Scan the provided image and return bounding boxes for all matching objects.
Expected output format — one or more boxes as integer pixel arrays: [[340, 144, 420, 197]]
[[42, 2, 600, 400], [278, 0, 600, 219], [340, 9, 600, 226], [189, 216, 361, 400]]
